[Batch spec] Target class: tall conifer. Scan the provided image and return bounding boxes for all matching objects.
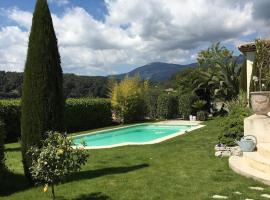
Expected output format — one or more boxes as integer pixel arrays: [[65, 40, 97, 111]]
[[21, 0, 64, 180]]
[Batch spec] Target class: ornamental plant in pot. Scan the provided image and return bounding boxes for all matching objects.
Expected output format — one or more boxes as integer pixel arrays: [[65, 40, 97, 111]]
[[250, 39, 270, 115]]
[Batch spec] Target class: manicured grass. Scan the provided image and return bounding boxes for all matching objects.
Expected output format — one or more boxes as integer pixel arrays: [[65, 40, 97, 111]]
[[1, 118, 270, 200]]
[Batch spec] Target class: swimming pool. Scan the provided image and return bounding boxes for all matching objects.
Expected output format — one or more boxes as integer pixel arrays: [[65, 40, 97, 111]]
[[72, 123, 203, 149]]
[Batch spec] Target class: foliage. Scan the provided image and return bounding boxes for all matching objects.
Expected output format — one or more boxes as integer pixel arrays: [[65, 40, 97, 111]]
[[157, 93, 178, 119], [195, 42, 242, 102], [170, 68, 199, 93], [197, 42, 232, 66], [0, 121, 5, 178], [0, 71, 109, 99], [27, 132, 88, 200], [0, 98, 112, 142], [0, 99, 21, 142], [178, 92, 198, 119], [65, 98, 112, 132], [218, 94, 251, 146], [196, 111, 208, 121], [21, 0, 64, 180], [0, 71, 23, 99], [145, 87, 160, 119], [225, 90, 248, 112], [63, 74, 109, 98], [110, 76, 147, 123], [250, 39, 270, 91], [192, 100, 207, 111]]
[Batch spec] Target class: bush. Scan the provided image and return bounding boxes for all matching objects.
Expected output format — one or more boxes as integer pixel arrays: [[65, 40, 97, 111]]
[[145, 89, 160, 119], [65, 98, 112, 132], [0, 99, 21, 143], [0, 98, 112, 142], [157, 93, 178, 119], [0, 121, 5, 177], [218, 106, 251, 146], [178, 93, 198, 119], [110, 76, 147, 123], [197, 111, 208, 121]]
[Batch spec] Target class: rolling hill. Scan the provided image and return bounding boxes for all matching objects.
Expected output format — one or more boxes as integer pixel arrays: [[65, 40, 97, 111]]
[[112, 62, 197, 82]]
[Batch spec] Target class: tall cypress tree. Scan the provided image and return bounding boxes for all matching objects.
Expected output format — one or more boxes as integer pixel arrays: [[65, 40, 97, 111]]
[[21, 0, 64, 180]]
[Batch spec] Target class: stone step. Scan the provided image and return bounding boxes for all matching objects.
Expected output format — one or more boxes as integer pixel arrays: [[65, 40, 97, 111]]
[[243, 152, 270, 173], [229, 156, 270, 186], [257, 143, 270, 158]]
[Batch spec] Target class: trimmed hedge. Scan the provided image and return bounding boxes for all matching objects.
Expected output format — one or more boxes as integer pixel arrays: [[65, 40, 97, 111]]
[[65, 98, 112, 132], [0, 121, 5, 177], [0, 99, 21, 142], [0, 98, 112, 142]]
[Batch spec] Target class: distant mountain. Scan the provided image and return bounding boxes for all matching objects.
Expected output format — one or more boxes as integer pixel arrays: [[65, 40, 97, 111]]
[[112, 62, 197, 82]]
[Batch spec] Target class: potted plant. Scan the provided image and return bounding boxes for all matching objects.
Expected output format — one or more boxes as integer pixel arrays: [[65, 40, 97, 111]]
[[250, 39, 270, 115]]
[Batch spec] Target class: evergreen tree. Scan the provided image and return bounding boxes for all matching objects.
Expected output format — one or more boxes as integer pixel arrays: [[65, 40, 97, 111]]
[[21, 0, 64, 180]]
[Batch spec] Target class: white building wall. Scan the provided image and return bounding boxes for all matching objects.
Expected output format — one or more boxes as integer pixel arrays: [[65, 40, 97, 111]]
[[246, 51, 255, 100]]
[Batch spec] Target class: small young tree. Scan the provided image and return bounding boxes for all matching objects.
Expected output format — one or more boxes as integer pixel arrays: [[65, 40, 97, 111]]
[[250, 39, 270, 91], [27, 132, 88, 200], [21, 0, 64, 180], [110, 75, 147, 123]]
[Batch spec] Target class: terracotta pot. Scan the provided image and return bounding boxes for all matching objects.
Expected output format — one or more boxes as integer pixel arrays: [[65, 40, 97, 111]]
[[250, 91, 270, 115]]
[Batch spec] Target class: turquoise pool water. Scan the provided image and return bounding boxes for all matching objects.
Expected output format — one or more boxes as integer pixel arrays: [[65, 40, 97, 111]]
[[73, 124, 195, 148]]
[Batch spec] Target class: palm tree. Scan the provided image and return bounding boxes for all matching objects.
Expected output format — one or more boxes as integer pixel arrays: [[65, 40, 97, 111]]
[[194, 42, 242, 104]]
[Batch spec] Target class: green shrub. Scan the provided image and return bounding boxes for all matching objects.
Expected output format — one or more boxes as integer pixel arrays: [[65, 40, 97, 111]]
[[218, 107, 251, 146], [197, 111, 208, 121], [0, 98, 112, 142], [28, 132, 88, 199], [192, 100, 207, 112], [178, 93, 198, 119], [145, 89, 159, 119], [110, 76, 147, 123], [64, 98, 112, 132], [0, 99, 21, 143], [157, 93, 178, 119], [0, 121, 5, 177], [225, 90, 247, 112]]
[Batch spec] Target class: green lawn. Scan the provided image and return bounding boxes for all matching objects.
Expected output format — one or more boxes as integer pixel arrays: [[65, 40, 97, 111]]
[[1, 118, 270, 200]]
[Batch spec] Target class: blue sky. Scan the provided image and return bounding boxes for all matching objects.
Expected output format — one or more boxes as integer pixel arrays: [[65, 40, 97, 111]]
[[0, 0, 269, 76]]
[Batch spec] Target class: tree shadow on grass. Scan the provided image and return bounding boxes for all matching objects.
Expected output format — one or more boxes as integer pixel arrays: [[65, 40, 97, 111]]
[[69, 163, 149, 182], [73, 192, 111, 200], [0, 171, 31, 196], [58, 192, 111, 200], [0, 163, 149, 197]]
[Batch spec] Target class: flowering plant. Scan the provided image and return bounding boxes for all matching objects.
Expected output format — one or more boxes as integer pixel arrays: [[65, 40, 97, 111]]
[[27, 132, 88, 200]]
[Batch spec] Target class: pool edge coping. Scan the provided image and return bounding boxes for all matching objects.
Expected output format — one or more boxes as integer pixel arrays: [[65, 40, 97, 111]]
[[71, 122, 205, 150]]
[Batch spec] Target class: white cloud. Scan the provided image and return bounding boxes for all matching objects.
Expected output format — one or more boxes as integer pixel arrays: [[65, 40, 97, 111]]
[[0, 26, 28, 72], [49, 0, 69, 6], [6, 8, 32, 29], [0, 0, 268, 75]]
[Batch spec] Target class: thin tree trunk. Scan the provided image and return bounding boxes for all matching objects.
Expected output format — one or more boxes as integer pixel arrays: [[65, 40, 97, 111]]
[[51, 184, 55, 200], [259, 66, 262, 91]]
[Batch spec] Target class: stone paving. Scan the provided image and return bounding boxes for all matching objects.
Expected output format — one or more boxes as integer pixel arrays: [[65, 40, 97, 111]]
[[212, 186, 270, 199]]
